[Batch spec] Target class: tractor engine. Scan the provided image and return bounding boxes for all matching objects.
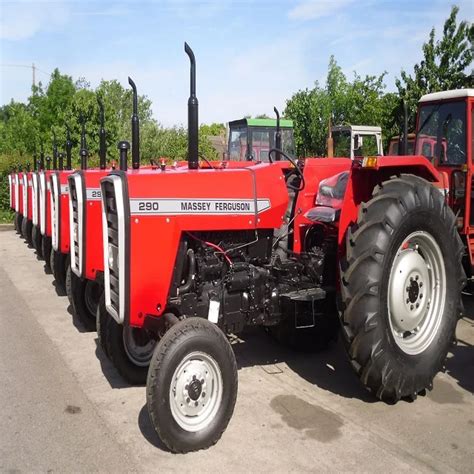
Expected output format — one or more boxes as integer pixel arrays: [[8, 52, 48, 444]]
[[166, 229, 329, 335]]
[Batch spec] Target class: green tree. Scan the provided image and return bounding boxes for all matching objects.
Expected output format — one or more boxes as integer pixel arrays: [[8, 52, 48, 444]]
[[285, 57, 395, 156], [396, 5, 473, 128]]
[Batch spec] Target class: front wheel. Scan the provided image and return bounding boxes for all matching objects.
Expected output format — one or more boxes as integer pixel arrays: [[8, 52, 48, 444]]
[[147, 317, 238, 453], [340, 174, 465, 402]]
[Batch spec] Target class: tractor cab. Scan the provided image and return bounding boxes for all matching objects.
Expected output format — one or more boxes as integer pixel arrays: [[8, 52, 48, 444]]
[[415, 89, 473, 235], [227, 118, 295, 161], [331, 125, 383, 158], [388, 133, 416, 155]]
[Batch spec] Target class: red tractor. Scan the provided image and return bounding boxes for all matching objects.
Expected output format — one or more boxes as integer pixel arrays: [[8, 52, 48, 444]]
[[99, 44, 470, 452], [67, 98, 113, 329]]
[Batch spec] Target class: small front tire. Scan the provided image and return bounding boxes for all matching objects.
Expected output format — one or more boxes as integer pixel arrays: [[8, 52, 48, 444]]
[[147, 317, 238, 453]]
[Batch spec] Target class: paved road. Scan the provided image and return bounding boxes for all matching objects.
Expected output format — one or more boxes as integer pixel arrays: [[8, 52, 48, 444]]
[[0, 229, 473, 473]]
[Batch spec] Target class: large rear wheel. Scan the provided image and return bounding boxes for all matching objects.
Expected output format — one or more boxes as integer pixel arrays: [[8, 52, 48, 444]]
[[104, 313, 158, 385], [147, 317, 238, 453], [340, 174, 465, 402], [70, 273, 101, 331]]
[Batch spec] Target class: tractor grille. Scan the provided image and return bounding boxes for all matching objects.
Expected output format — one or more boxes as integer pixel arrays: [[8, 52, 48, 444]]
[[39, 172, 46, 234], [50, 173, 60, 251], [22, 174, 28, 217], [101, 176, 124, 322], [69, 174, 83, 276], [32, 173, 39, 226], [15, 174, 20, 213]]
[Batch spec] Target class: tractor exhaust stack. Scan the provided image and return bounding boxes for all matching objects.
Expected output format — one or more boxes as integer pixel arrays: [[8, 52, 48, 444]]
[[40, 144, 45, 170], [52, 131, 58, 169], [128, 77, 140, 169], [65, 126, 72, 170], [80, 120, 88, 170], [402, 100, 408, 155], [58, 152, 64, 171], [185, 42, 199, 170], [98, 98, 107, 170], [46, 156, 51, 170], [118, 141, 130, 171], [274, 106, 281, 161]]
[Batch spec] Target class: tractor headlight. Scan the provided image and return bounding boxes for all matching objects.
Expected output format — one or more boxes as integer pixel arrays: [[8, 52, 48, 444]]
[[108, 243, 115, 270]]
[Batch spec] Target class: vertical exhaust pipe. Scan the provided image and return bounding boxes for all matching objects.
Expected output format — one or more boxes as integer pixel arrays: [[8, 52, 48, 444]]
[[118, 141, 130, 171], [40, 144, 45, 170], [402, 100, 408, 155], [98, 98, 107, 170], [33, 150, 37, 171], [46, 156, 51, 170], [128, 77, 140, 169], [185, 42, 199, 170], [58, 152, 64, 170], [52, 130, 58, 170], [65, 126, 72, 170], [80, 120, 88, 170], [274, 106, 281, 161]]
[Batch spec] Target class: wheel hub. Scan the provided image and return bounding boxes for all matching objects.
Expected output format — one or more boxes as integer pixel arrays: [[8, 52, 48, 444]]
[[169, 351, 222, 432], [387, 231, 446, 355]]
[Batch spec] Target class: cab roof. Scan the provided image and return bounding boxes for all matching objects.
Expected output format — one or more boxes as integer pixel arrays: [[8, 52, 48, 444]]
[[419, 89, 474, 103], [229, 118, 293, 128]]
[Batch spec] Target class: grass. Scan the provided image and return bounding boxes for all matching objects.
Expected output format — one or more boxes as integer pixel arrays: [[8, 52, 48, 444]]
[[0, 209, 14, 224]]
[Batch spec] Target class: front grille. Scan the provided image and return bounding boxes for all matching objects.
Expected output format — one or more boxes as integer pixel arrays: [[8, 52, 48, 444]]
[[69, 174, 83, 276], [39, 173, 46, 234], [8, 175, 12, 208], [32, 173, 39, 225], [14, 174, 19, 212], [22, 174, 28, 217], [102, 177, 123, 322], [50, 173, 60, 251]]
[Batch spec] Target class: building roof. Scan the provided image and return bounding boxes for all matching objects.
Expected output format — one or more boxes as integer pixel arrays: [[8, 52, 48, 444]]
[[419, 89, 474, 103]]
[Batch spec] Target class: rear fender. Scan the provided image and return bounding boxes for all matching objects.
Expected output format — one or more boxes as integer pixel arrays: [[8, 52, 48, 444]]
[[337, 156, 445, 248]]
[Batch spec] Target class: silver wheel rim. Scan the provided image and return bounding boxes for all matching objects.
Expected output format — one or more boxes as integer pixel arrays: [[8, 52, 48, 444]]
[[387, 230, 446, 355], [169, 351, 223, 432], [84, 280, 101, 316], [122, 326, 156, 367]]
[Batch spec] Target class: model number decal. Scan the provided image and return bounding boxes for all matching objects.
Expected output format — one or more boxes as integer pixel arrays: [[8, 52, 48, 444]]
[[61, 184, 69, 195], [86, 188, 102, 200], [130, 198, 271, 215]]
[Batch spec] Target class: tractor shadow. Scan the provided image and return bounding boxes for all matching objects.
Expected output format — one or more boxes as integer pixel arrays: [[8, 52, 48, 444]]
[[446, 294, 474, 395], [93, 339, 131, 389], [232, 327, 376, 403], [66, 304, 93, 334], [137, 405, 170, 452]]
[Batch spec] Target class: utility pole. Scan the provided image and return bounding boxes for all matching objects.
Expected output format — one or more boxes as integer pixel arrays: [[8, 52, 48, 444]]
[[32, 63, 36, 88]]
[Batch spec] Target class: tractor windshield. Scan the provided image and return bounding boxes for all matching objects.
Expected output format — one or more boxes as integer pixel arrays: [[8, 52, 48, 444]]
[[228, 126, 295, 161], [416, 101, 466, 165]]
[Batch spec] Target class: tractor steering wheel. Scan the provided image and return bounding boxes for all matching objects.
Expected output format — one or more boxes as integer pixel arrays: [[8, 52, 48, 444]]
[[268, 148, 305, 192]]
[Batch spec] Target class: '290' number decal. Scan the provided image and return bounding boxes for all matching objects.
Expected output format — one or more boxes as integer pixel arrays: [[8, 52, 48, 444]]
[[138, 201, 160, 212]]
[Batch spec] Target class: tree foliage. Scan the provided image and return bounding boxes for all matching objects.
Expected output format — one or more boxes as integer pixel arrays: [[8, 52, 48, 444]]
[[285, 57, 398, 156], [396, 5, 473, 127]]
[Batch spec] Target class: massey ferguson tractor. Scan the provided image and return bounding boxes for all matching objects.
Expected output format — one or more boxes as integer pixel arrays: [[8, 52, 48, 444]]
[[98, 43, 469, 453], [38, 155, 56, 266], [67, 98, 113, 329]]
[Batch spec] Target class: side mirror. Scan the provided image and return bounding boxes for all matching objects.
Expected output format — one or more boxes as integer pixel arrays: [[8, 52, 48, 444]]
[[353, 134, 362, 150]]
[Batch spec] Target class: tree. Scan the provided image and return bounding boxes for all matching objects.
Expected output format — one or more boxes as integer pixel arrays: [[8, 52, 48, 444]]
[[396, 5, 474, 128], [284, 57, 396, 156]]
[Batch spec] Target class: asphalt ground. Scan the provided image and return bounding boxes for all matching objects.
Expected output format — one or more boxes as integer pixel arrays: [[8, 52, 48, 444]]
[[0, 229, 473, 473]]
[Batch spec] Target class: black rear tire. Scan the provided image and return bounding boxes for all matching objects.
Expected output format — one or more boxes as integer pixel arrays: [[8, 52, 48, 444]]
[[70, 272, 101, 332], [147, 317, 238, 453], [32, 225, 43, 257], [66, 265, 73, 305], [41, 236, 52, 271], [340, 174, 465, 402], [96, 292, 109, 357], [51, 250, 68, 292], [14, 212, 23, 234], [104, 312, 157, 385]]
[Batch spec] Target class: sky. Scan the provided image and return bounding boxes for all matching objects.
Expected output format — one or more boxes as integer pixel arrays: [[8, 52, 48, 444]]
[[0, 0, 472, 126]]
